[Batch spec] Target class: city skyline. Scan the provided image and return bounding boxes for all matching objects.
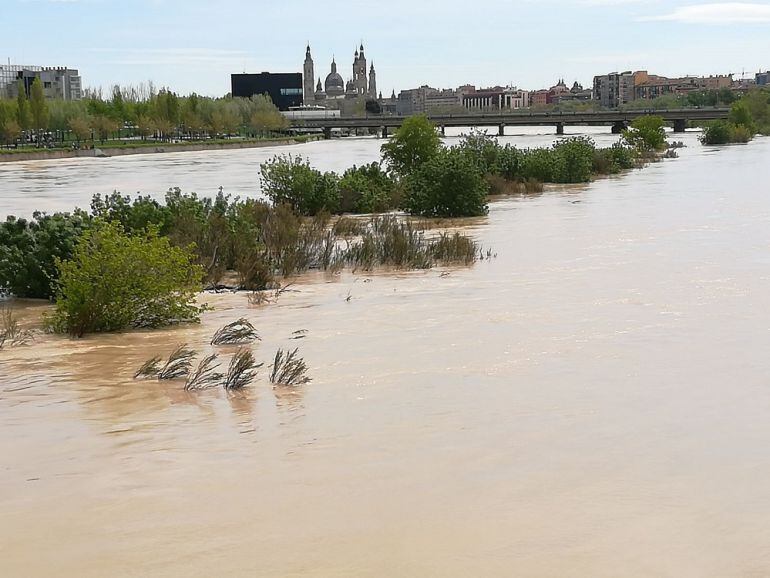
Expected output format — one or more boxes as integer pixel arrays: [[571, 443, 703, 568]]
[[2, 0, 769, 96]]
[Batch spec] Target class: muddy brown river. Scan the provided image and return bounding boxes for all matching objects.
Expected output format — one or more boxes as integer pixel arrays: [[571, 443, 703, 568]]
[[2, 129, 770, 577]]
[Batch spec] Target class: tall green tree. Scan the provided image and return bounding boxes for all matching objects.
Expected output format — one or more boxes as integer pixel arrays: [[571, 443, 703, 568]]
[[380, 115, 441, 177], [15, 81, 31, 130], [29, 77, 50, 134]]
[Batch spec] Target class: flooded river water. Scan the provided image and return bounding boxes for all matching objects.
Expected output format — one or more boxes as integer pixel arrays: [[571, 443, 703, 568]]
[[2, 128, 770, 577]]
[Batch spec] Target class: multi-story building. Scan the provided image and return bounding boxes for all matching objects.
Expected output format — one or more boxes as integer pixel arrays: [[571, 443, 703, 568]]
[[593, 71, 635, 108], [756, 71, 769, 86], [463, 86, 530, 111], [0, 65, 82, 100], [633, 71, 733, 99], [231, 72, 303, 110], [529, 89, 549, 107]]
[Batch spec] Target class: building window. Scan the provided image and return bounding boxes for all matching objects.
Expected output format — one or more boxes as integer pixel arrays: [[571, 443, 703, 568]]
[[280, 88, 303, 96]]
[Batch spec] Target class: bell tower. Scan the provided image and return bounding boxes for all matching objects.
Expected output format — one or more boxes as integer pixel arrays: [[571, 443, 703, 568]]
[[303, 44, 315, 104]]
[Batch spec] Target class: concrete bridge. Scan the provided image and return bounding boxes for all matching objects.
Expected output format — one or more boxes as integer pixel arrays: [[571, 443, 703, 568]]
[[290, 108, 730, 138]]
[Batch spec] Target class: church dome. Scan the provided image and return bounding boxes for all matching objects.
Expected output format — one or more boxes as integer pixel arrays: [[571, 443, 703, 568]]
[[325, 72, 344, 93], [325, 58, 344, 96]]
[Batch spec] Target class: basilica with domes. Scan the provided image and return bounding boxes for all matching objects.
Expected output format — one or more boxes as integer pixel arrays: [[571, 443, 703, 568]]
[[303, 44, 377, 103]]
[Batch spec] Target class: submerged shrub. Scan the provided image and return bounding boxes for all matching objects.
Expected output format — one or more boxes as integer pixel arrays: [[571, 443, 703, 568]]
[[211, 318, 259, 345], [260, 155, 340, 216], [623, 115, 667, 151], [551, 136, 595, 183], [404, 148, 488, 218], [0, 211, 91, 299], [456, 130, 501, 175], [48, 221, 205, 337], [157, 344, 197, 380], [184, 354, 224, 391], [338, 162, 399, 214], [223, 348, 262, 390], [269, 348, 311, 386], [0, 305, 34, 349], [699, 120, 752, 145]]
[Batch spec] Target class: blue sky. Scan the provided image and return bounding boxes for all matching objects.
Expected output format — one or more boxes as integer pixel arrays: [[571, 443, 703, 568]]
[[2, 0, 769, 96]]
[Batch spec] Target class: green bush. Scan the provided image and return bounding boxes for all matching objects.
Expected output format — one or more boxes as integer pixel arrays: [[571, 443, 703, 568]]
[[91, 192, 171, 234], [338, 162, 399, 214], [552, 136, 595, 183], [456, 130, 501, 175], [699, 120, 752, 145], [493, 144, 524, 180], [0, 211, 91, 299], [404, 148, 489, 217], [593, 141, 636, 174], [623, 115, 667, 151], [728, 101, 757, 135], [521, 148, 560, 182], [48, 221, 205, 337], [260, 155, 340, 215], [380, 115, 441, 177]]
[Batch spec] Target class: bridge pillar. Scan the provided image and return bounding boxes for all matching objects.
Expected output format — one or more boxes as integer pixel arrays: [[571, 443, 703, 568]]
[[498, 124, 505, 137], [555, 122, 564, 136], [611, 121, 627, 134], [673, 119, 686, 133], [323, 127, 332, 140], [381, 126, 388, 139], [440, 125, 445, 136]]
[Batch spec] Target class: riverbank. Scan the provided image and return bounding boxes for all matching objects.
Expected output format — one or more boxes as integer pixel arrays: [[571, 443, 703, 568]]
[[0, 136, 320, 163]]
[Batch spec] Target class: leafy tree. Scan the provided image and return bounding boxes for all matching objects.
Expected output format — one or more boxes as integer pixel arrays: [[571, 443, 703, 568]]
[[16, 81, 31, 131], [381, 115, 441, 177], [91, 115, 119, 142], [404, 148, 488, 217], [623, 115, 666, 151], [247, 94, 287, 136], [69, 116, 91, 143], [48, 221, 205, 337], [728, 101, 756, 134], [29, 78, 49, 135], [0, 211, 92, 299], [260, 155, 341, 215]]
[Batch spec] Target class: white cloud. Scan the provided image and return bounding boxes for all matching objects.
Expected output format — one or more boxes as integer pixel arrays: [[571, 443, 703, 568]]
[[646, 2, 770, 23]]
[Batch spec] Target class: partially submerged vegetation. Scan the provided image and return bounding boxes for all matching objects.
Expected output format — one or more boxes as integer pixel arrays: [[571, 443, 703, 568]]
[[270, 348, 312, 386], [211, 318, 260, 345], [0, 305, 34, 349], [700, 88, 770, 145], [1, 112, 681, 339]]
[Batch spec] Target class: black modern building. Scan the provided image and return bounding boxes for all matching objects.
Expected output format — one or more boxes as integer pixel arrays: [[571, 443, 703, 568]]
[[231, 72, 303, 110]]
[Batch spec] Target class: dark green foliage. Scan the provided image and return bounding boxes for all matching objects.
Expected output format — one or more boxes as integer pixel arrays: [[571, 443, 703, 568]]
[[48, 221, 205, 337], [551, 136, 596, 183], [728, 101, 757, 134], [270, 348, 311, 386], [700, 120, 751, 145], [380, 115, 441, 177], [456, 130, 501, 175], [260, 155, 340, 216], [493, 145, 524, 180], [404, 148, 489, 218], [520, 148, 559, 182], [623, 116, 667, 151], [91, 192, 171, 234], [338, 162, 399, 214], [592, 141, 636, 175], [0, 211, 91, 299]]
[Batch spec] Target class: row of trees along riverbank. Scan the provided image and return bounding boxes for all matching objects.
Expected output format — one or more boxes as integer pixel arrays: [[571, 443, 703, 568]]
[[2, 114, 670, 338], [0, 80, 289, 150]]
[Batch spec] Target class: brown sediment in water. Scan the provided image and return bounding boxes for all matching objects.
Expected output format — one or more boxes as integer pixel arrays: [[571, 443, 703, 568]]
[[2, 132, 770, 577]]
